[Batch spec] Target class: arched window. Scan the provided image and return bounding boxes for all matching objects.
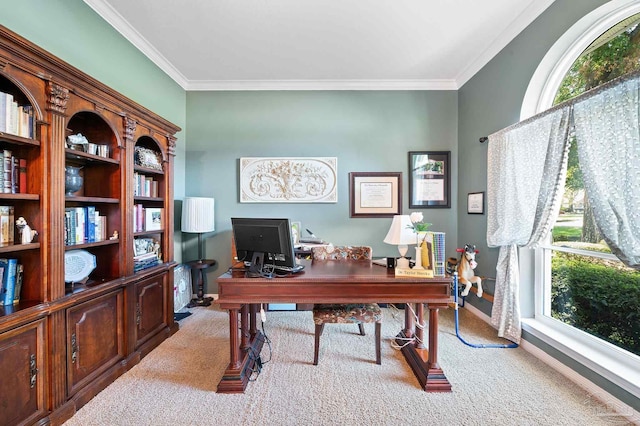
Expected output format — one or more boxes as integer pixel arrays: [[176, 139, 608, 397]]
[[520, 0, 640, 400]]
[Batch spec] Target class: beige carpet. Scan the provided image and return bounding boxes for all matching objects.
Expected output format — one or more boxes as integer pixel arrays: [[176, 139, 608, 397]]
[[63, 305, 633, 425]]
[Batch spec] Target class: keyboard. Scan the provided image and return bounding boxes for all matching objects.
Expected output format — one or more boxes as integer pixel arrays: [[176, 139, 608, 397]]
[[270, 264, 305, 274]]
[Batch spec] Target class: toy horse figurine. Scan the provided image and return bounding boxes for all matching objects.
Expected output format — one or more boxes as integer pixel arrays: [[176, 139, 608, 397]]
[[455, 244, 483, 298]]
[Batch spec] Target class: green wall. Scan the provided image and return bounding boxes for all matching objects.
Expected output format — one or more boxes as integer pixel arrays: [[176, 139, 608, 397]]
[[457, 0, 636, 410], [0, 0, 188, 260], [185, 90, 458, 282]]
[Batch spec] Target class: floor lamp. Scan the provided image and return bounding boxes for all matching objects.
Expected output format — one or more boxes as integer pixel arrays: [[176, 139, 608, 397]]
[[181, 197, 216, 307]]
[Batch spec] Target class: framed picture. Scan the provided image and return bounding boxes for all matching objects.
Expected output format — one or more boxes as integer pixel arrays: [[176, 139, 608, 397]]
[[349, 172, 402, 218], [408, 151, 450, 208], [239, 157, 337, 203], [467, 192, 485, 214], [134, 146, 163, 171], [144, 207, 163, 231]]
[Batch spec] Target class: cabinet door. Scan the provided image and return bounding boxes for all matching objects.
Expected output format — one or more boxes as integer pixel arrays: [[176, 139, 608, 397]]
[[66, 290, 124, 397], [135, 274, 167, 348], [0, 319, 46, 426]]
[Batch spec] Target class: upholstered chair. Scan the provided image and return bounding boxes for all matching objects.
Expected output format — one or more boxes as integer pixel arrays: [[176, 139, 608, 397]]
[[311, 245, 382, 365]]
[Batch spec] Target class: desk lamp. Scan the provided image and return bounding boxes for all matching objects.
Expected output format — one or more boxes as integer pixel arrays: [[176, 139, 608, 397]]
[[383, 215, 415, 269], [181, 197, 215, 261]]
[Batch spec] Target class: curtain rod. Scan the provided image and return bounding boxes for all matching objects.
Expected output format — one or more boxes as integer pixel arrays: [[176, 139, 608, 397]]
[[478, 67, 640, 143]]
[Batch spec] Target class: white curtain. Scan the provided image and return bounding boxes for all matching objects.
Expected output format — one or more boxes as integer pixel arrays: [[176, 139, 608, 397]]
[[486, 107, 572, 343], [573, 77, 640, 268]]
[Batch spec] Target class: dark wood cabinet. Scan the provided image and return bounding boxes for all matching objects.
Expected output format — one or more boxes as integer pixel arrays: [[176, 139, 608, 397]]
[[66, 291, 125, 397], [0, 318, 46, 426], [0, 25, 180, 425], [134, 273, 168, 351]]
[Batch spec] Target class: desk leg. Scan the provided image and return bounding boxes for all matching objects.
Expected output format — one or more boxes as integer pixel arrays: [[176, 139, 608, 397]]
[[228, 308, 241, 369], [217, 304, 266, 394], [240, 305, 249, 350], [397, 303, 451, 392], [415, 303, 425, 349]]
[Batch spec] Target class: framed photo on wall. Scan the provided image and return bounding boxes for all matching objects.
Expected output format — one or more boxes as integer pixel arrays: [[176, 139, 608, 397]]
[[408, 151, 450, 208], [349, 172, 402, 217], [467, 192, 485, 214]]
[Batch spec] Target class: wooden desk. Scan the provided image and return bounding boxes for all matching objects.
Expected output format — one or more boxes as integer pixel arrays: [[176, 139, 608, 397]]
[[215, 259, 453, 393]]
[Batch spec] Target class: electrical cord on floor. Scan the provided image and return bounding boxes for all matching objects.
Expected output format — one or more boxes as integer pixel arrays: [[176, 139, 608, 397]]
[[245, 307, 273, 382]]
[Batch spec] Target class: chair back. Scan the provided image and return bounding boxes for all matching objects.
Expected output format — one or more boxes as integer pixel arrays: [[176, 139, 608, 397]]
[[311, 245, 372, 261]]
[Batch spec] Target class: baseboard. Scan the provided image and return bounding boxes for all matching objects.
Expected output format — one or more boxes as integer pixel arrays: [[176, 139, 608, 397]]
[[461, 304, 640, 424]]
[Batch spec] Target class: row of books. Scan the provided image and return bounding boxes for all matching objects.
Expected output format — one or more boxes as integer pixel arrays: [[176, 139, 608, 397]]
[[0, 206, 14, 246], [133, 172, 159, 198], [133, 251, 160, 272], [0, 258, 23, 306], [0, 92, 35, 139], [133, 237, 161, 272], [0, 149, 27, 194], [133, 205, 163, 232], [64, 206, 108, 245]]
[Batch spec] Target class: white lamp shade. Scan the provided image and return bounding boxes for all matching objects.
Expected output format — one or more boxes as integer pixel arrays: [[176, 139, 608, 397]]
[[181, 197, 215, 233], [383, 215, 415, 245]]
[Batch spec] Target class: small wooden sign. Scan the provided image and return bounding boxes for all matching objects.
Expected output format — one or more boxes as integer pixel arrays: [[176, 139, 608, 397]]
[[395, 268, 434, 278]]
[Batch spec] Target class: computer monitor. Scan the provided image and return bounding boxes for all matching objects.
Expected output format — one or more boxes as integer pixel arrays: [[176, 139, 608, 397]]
[[231, 217, 303, 276]]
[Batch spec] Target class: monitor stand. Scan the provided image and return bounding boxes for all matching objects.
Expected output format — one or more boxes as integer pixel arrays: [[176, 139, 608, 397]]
[[246, 252, 265, 278]]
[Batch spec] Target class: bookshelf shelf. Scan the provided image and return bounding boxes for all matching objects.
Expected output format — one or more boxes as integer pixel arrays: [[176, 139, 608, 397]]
[[64, 239, 119, 250], [0, 132, 40, 147], [0, 242, 40, 253], [0, 193, 39, 201]]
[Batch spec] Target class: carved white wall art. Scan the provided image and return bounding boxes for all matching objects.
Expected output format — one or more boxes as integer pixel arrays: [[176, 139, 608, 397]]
[[240, 157, 337, 203]]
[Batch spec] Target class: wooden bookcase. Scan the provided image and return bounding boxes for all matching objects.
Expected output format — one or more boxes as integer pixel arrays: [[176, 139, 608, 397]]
[[0, 25, 180, 425]]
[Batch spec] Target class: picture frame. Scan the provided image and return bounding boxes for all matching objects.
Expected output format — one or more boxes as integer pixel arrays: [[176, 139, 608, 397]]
[[134, 146, 163, 171], [349, 172, 402, 218], [239, 157, 337, 203], [467, 191, 485, 214], [408, 151, 450, 208]]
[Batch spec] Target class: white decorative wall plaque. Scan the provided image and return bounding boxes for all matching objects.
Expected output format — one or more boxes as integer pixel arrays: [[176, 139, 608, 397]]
[[240, 157, 337, 203]]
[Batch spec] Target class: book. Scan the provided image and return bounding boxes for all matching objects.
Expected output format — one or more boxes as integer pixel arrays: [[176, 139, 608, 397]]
[[11, 155, 18, 193], [18, 158, 26, 193], [144, 207, 163, 231], [2, 149, 11, 193], [0, 258, 18, 305], [75, 207, 85, 243], [0, 205, 14, 245], [85, 206, 96, 243], [13, 263, 23, 304]]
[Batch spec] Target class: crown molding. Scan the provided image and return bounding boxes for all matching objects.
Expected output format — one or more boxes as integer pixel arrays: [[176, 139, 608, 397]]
[[456, 0, 557, 88], [185, 79, 458, 91], [82, 0, 190, 89], [84, 0, 552, 92]]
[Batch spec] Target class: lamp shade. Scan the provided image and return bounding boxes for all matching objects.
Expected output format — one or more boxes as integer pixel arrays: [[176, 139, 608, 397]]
[[383, 215, 415, 246], [181, 197, 215, 233]]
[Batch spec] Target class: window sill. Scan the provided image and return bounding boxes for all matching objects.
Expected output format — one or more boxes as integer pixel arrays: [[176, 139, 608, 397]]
[[521, 317, 640, 399]]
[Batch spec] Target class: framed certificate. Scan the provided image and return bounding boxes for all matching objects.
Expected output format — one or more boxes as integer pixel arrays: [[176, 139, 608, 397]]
[[408, 151, 450, 208], [467, 192, 485, 214], [349, 172, 402, 217]]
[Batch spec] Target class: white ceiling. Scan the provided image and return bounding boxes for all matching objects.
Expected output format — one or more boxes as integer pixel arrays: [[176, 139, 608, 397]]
[[83, 0, 556, 91]]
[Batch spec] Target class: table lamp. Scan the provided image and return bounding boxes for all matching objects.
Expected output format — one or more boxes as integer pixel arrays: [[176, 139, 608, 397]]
[[181, 197, 215, 262], [383, 215, 415, 269]]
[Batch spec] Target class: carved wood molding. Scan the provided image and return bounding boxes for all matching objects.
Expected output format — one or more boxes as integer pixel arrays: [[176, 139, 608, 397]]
[[46, 81, 69, 114], [167, 135, 176, 157], [124, 116, 137, 142]]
